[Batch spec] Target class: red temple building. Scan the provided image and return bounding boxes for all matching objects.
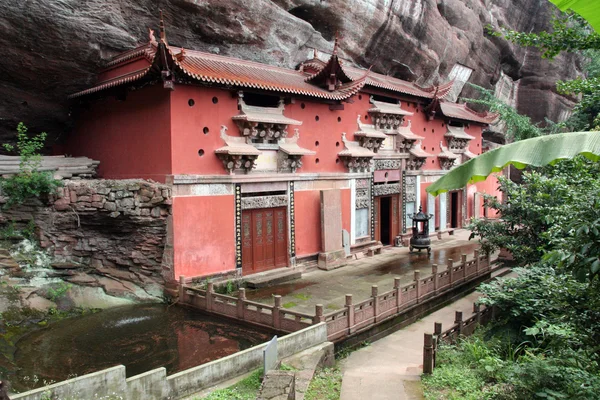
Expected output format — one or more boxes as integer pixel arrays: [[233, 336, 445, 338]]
[[67, 20, 500, 284]]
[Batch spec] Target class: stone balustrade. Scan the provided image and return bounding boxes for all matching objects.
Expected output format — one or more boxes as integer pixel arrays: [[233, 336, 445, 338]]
[[180, 249, 494, 342]]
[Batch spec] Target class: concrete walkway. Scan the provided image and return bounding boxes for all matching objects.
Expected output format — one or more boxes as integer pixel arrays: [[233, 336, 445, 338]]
[[339, 290, 483, 400]]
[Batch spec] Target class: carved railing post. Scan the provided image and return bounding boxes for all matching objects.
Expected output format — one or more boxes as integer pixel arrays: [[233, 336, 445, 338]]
[[423, 333, 434, 374], [273, 295, 282, 330], [432, 264, 439, 294], [486, 252, 492, 270], [394, 277, 402, 310], [461, 254, 467, 279], [447, 259, 454, 285], [414, 270, 421, 302], [455, 311, 463, 337], [237, 288, 246, 319], [474, 303, 481, 325], [346, 294, 355, 333], [179, 275, 186, 303], [206, 282, 214, 311], [474, 249, 480, 274], [314, 304, 325, 324], [372, 285, 379, 321], [434, 322, 443, 336], [433, 322, 442, 367]]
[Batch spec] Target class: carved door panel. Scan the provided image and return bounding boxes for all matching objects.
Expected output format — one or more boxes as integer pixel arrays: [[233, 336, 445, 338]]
[[242, 207, 288, 274], [392, 195, 399, 238], [242, 213, 253, 274], [264, 210, 275, 268], [274, 208, 287, 267], [252, 211, 266, 271], [374, 197, 380, 242]]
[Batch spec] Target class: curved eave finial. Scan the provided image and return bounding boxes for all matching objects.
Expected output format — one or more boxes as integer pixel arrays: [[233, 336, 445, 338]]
[[333, 31, 340, 56], [159, 10, 168, 44]]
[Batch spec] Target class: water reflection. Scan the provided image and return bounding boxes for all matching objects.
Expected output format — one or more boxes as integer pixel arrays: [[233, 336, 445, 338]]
[[11, 304, 274, 392]]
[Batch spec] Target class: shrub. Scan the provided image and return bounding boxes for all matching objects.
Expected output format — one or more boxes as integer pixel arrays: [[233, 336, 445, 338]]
[[1, 122, 61, 208]]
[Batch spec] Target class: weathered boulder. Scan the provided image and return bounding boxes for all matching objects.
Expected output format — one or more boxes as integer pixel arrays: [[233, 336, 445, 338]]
[[0, 0, 581, 148]]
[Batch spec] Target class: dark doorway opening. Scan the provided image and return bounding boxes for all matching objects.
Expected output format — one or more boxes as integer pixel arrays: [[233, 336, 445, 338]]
[[450, 192, 459, 228], [380, 196, 392, 245]]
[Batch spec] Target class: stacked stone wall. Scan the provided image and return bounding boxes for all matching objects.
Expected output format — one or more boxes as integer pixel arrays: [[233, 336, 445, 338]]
[[0, 179, 173, 300]]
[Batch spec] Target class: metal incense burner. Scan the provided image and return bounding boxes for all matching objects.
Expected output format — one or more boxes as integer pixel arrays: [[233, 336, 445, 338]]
[[409, 206, 433, 255]]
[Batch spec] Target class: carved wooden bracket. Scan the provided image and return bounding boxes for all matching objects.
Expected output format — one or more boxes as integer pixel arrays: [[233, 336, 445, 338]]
[[338, 132, 375, 173], [215, 126, 261, 174], [232, 94, 302, 144], [437, 141, 459, 170]]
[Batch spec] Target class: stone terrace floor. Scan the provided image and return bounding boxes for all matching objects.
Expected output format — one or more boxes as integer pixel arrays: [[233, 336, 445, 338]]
[[244, 229, 480, 314]]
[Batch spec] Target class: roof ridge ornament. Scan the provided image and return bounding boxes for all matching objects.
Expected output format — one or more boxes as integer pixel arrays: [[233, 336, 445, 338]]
[[148, 28, 158, 46], [159, 10, 168, 44]]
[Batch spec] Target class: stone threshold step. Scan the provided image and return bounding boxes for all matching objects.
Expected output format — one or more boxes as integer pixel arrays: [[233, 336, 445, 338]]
[[245, 268, 302, 289], [491, 266, 512, 279]]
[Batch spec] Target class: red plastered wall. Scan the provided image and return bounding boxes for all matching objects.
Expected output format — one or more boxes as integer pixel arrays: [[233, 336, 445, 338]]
[[172, 195, 236, 277], [68, 85, 172, 181]]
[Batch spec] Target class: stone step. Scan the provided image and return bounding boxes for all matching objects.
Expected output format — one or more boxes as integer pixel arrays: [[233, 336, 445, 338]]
[[245, 268, 302, 289], [491, 265, 512, 279]]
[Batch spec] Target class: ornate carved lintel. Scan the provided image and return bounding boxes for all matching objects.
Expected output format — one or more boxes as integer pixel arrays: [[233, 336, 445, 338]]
[[374, 159, 401, 170], [241, 194, 288, 210], [373, 183, 400, 197]]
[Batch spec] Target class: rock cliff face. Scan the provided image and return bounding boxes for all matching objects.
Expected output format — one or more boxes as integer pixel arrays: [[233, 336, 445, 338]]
[[0, 0, 581, 147]]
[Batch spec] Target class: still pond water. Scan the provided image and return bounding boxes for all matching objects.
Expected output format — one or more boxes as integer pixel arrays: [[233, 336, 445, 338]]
[[11, 304, 274, 392]]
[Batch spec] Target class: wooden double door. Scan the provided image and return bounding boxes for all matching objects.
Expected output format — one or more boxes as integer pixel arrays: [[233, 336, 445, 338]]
[[241, 207, 288, 274], [374, 195, 399, 246]]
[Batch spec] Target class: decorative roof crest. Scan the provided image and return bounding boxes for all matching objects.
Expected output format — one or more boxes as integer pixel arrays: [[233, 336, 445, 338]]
[[159, 10, 168, 44]]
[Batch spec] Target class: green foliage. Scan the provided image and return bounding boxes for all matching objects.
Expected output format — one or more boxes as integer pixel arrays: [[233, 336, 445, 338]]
[[468, 157, 600, 279], [305, 366, 342, 400], [423, 329, 600, 400], [501, 12, 600, 59], [463, 85, 545, 142], [0, 123, 61, 208], [199, 369, 262, 400], [46, 282, 72, 302]]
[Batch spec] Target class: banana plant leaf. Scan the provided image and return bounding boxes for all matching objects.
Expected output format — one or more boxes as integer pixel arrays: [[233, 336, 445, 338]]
[[550, 0, 600, 32], [426, 132, 600, 196]]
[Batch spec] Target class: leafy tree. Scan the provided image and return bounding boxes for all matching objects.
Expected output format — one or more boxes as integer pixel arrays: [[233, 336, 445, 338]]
[[0, 123, 61, 208], [463, 85, 544, 142]]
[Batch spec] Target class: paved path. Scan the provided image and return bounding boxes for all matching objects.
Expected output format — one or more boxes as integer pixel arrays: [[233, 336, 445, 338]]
[[339, 290, 483, 400], [245, 230, 478, 314]]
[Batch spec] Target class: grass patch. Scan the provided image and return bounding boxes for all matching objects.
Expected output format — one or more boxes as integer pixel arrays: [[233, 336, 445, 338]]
[[282, 301, 297, 309], [326, 303, 340, 310], [305, 365, 343, 400], [199, 369, 262, 400], [292, 293, 311, 301]]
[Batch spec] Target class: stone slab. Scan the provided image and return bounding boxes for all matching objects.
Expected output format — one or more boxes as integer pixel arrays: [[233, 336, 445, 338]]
[[317, 249, 347, 271], [245, 269, 302, 289], [320, 189, 343, 253]]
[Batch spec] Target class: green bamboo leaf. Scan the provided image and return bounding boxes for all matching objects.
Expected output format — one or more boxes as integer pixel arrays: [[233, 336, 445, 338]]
[[550, 0, 600, 32], [426, 132, 600, 196]]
